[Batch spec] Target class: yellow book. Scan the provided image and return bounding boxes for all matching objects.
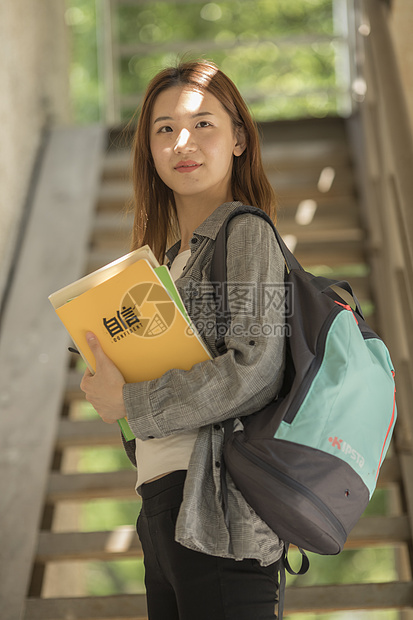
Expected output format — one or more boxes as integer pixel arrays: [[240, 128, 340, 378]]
[[49, 247, 211, 440]]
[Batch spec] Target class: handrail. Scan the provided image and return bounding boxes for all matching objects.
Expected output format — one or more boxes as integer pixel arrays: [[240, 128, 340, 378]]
[[365, 0, 413, 251], [347, 0, 413, 449], [345, 0, 413, 593]]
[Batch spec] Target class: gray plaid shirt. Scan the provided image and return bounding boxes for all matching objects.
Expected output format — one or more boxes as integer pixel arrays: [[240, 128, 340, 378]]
[[123, 201, 286, 565]]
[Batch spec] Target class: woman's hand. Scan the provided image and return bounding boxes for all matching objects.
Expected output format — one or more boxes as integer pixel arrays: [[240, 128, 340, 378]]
[[80, 332, 127, 424]]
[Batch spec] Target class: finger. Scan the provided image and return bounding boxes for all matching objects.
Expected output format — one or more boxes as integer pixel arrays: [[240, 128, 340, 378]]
[[86, 332, 107, 368], [80, 374, 88, 393], [100, 415, 117, 425], [86, 331, 99, 349], [80, 366, 93, 391]]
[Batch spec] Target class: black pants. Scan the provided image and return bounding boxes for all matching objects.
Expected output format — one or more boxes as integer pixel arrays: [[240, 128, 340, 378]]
[[137, 471, 279, 620]]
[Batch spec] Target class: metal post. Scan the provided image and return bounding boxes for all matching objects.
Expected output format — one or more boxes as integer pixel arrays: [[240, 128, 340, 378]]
[[96, 0, 120, 124]]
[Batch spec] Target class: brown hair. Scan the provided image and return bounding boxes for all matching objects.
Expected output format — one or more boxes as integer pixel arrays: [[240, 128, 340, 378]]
[[130, 59, 277, 262]]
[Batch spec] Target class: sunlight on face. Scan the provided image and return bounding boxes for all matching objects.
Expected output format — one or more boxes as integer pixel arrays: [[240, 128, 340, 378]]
[[174, 88, 204, 115], [150, 85, 244, 210]]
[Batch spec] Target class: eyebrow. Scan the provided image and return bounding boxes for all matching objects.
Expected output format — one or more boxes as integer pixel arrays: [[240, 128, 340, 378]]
[[153, 111, 214, 124]]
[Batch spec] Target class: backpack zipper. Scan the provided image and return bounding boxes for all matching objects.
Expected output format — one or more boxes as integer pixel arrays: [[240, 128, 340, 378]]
[[231, 437, 348, 543], [375, 369, 397, 480], [283, 306, 341, 424]]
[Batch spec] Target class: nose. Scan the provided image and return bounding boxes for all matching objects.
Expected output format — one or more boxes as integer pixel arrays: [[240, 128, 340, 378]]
[[174, 128, 196, 153]]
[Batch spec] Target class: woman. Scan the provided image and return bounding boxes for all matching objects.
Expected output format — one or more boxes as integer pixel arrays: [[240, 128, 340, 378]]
[[81, 59, 286, 620]]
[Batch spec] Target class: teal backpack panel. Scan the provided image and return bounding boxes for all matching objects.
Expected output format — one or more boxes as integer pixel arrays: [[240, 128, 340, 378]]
[[274, 309, 397, 497]]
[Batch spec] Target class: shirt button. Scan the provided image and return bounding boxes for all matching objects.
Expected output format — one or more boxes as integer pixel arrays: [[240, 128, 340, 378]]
[[215, 461, 221, 468], [214, 424, 221, 431], [191, 237, 198, 244]]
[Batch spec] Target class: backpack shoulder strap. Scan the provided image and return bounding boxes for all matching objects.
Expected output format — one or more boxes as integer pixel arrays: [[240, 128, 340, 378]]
[[210, 205, 365, 345], [211, 205, 302, 282], [210, 205, 298, 354]]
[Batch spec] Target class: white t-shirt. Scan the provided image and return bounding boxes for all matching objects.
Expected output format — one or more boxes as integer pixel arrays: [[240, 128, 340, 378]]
[[168, 249, 191, 281], [135, 249, 199, 488]]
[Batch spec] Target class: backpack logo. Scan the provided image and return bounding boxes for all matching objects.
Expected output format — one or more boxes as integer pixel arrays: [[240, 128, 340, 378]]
[[329, 436, 342, 449], [328, 436, 365, 468]]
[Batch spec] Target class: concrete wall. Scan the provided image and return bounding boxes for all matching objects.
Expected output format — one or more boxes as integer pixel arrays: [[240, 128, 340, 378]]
[[389, 0, 413, 135], [0, 0, 71, 302]]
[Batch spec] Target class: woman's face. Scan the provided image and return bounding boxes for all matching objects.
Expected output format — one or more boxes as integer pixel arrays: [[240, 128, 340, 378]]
[[149, 85, 244, 208]]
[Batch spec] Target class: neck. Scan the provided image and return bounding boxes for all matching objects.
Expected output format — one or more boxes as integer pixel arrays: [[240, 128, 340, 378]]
[[175, 190, 233, 249]]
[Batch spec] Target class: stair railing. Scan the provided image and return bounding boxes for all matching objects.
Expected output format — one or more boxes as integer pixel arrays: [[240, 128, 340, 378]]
[[347, 0, 413, 583]]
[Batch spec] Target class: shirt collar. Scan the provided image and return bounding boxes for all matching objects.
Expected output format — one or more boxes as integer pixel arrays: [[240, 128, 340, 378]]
[[166, 201, 244, 263]]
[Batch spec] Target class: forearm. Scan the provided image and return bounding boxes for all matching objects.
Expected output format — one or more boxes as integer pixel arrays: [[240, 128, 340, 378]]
[[124, 214, 286, 441], [124, 342, 284, 440]]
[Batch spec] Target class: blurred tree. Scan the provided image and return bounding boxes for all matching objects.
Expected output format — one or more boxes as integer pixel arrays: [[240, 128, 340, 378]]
[[65, 0, 101, 122], [66, 0, 342, 124], [117, 0, 337, 121]]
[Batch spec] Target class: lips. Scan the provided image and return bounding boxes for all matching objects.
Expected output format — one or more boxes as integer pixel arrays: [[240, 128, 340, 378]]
[[175, 160, 202, 173]]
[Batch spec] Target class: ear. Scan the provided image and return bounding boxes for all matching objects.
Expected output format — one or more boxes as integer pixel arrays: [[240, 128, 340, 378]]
[[233, 128, 246, 157]]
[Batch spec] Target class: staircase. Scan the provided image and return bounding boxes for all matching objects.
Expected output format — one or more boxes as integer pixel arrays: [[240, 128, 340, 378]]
[[1, 112, 412, 619]]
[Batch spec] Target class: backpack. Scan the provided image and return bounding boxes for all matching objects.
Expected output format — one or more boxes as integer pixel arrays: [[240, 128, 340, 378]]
[[211, 206, 397, 615]]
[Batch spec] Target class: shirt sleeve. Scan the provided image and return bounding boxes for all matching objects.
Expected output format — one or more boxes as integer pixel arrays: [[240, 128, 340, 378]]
[[123, 214, 286, 440]]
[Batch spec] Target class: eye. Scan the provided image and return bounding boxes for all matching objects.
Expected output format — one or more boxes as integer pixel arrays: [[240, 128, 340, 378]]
[[196, 120, 212, 128], [157, 125, 173, 133]]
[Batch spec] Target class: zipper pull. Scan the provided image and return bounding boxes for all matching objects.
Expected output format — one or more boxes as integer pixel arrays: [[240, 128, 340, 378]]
[[334, 300, 359, 324]]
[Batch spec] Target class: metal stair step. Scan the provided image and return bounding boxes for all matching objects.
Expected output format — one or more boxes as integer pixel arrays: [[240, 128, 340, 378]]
[[34, 515, 411, 564], [57, 416, 120, 447], [24, 594, 147, 620], [24, 582, 413, 619], [46, 471, 137, 502], [36, 528, 142, 562]]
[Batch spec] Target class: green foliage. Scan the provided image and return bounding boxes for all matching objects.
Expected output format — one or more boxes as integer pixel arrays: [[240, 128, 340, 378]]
[[118, 0, 337, 121], [77, 445, 133, 472], [286, 546, 397, 588], [85, 558, 145, 596], [81, 497, 140, 531], [65, 0, 101, 122], [66, 0, 341, 123], [117, 0, 333, 44]]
